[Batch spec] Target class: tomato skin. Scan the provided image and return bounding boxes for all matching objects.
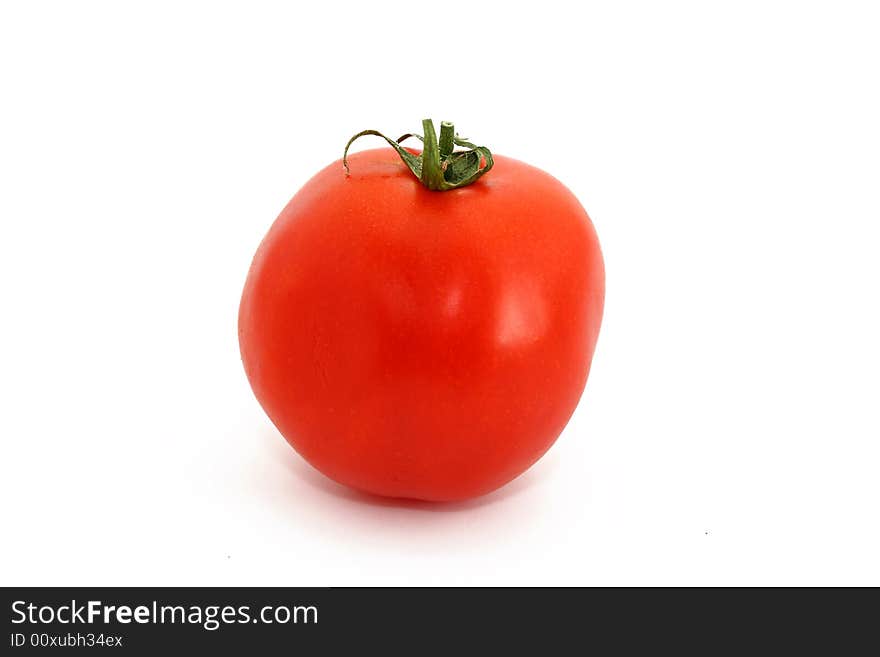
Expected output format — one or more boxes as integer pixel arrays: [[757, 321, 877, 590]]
[[239, 148, 604, 501]]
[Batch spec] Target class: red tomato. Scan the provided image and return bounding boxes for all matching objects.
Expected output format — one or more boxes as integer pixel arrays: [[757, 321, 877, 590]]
[[239, 143, 604, 501]]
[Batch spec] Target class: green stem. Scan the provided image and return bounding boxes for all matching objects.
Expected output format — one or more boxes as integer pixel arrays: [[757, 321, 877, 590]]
[[342, 118, 494, 191], [438, 121, 455, 158]]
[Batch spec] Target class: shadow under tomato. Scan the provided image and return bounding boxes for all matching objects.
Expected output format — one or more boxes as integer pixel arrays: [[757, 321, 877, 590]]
[[246, 425, 564, 557]]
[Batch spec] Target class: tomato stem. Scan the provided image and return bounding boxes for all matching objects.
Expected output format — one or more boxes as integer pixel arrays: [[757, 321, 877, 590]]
[[343, 119, 494, 191], [438, 121, 455, 158]]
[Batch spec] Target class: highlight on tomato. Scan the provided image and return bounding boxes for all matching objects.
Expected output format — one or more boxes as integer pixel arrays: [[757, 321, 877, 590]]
[[239, 119, 605, 501]]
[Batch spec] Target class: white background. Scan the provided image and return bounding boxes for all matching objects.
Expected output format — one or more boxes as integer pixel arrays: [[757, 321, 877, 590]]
[[2, 1, 878, 586]]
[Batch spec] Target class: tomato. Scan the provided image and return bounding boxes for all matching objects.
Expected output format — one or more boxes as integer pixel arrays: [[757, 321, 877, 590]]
[[239, 122, 604, 501]]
